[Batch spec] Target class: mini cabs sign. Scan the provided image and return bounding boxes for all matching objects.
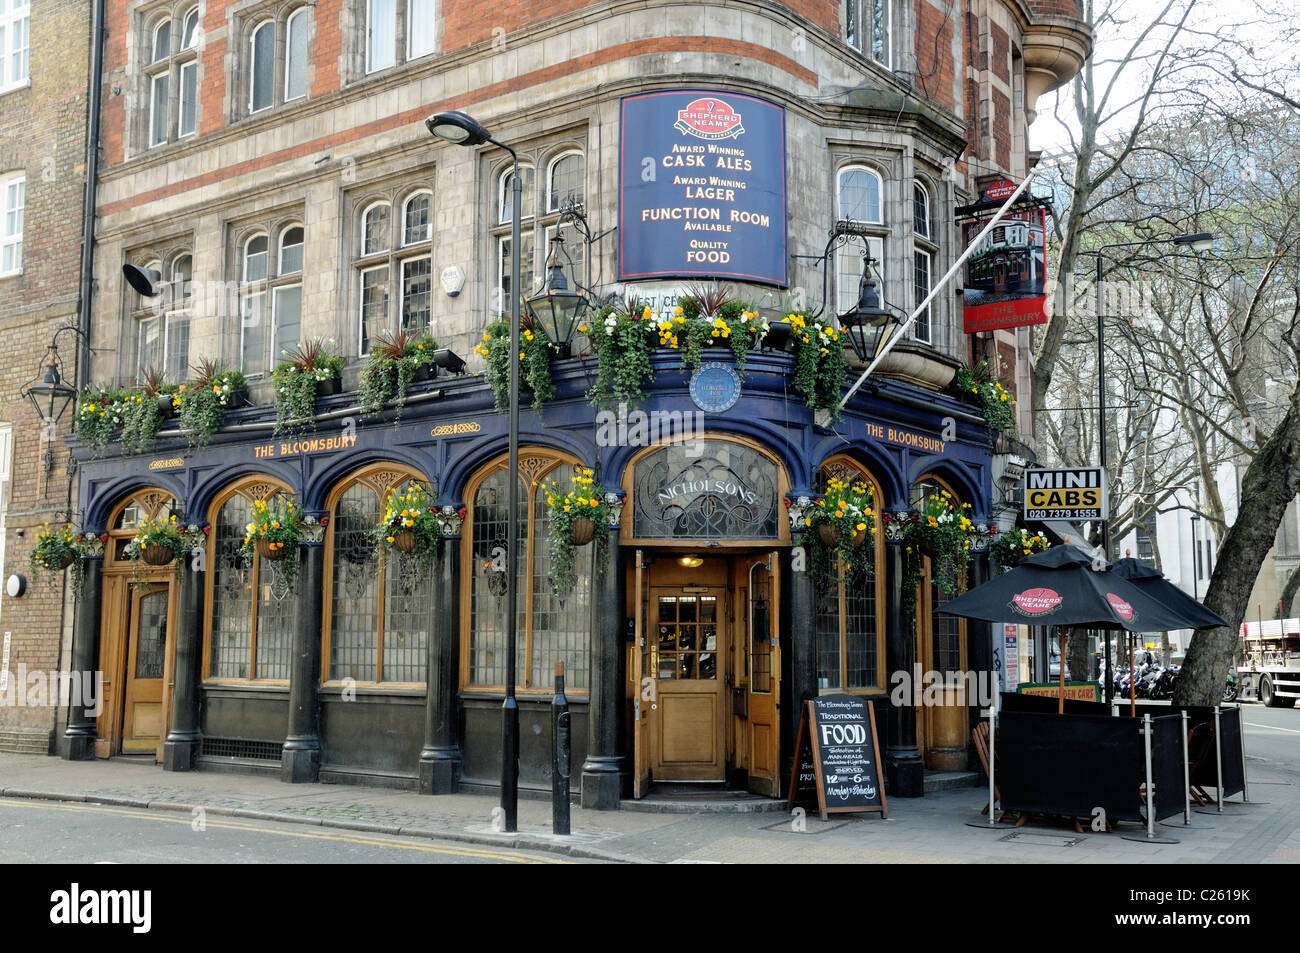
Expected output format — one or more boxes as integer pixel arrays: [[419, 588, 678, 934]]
[[1023, 467, 1108, 521]]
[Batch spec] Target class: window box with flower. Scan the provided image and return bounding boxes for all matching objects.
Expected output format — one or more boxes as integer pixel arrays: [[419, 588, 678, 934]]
[[780, 311, 847, 420], [74, 386, 130, 455], [359, 329, 439, 421], [176, 359, 248, 450], [272, 338, 346, 437], [541, 466, 613, 596], [474, 317, 554, 414]]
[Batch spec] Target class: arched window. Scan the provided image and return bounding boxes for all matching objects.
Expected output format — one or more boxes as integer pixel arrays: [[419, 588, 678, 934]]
[[913, 181, 930, 239], [181, 7, 200, 48], [239, 232, 268, 373], [164, 254, 192, 382], [546, 151, 584, 213], [838, 165, 882, 224], [402, 191, 431, 246], [279, 225, 303, 274], [105, 489, 179, 567], [361, 201, 390, 255], [249, 20, 275, 112], [205, 480, 298, 681], [284, 7, 309, 101], [463, 450, 591, 692], [835, 165, 886, 315], [497, 165, 535, 224], [814, 455, 886, 692], [323, 465, 431, 684], [151, 20, 171, 63]]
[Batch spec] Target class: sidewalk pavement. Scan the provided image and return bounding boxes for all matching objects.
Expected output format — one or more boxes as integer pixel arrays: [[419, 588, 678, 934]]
[[0, 752, 1295, 863]]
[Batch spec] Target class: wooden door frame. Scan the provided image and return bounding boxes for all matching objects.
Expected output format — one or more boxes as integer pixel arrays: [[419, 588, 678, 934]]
[[98, 572, 178, 761]]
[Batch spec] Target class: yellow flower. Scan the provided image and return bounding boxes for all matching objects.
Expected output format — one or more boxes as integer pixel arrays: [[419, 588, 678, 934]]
[[387, 536, 395, 544], [856, 522, 866, 531]]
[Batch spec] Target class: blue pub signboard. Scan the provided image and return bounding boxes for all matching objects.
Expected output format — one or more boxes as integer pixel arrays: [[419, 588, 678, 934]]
[[619, 89, 788, 286]]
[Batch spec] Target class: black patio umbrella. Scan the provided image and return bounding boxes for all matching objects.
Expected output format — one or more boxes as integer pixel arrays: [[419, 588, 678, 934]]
[[937, 545, 1203, 711], [1110, 557, 1227, 629]]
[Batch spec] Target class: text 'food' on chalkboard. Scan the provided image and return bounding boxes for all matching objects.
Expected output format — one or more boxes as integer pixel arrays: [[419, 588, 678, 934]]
[[787, 694, 887, 820]]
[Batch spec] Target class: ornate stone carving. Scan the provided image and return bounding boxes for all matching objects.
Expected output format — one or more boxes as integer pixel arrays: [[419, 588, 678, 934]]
[[784, 493, 819, 532], [436, 504, 465, 538], [602, 491, 626, 530]]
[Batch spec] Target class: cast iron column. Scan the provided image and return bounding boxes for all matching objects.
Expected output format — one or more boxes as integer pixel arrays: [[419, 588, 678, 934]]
[[421, 506, 463, 794], [282, 517, 325, 782], [884, 541, 923, 796], [581, 492, 627, 809], [163, 534, 204, 771], [965, 549, 992, 772], [63, 549, 102, 760]]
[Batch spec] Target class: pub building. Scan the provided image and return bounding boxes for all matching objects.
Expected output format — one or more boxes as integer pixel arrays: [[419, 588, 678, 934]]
[[54, 0, 1090, 806]]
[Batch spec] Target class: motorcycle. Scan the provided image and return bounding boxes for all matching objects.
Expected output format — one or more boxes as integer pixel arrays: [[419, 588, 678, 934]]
[[1223, 670, 1239, 703]]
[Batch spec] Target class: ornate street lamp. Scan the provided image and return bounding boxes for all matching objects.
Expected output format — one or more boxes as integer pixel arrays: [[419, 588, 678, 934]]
[[526, 233, 590, 358], [425, 107, 523, 833], [839, 255, 898, 365], [20, 324, 93, 475]]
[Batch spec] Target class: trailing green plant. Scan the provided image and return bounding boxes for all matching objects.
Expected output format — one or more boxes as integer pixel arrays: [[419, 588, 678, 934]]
[[585, 298, 657, 409], [473, 319, 554, 414], [272, 338, 345, 437], [119, 366, 172, 455], [954, 361, 1016, 436], [797, 475, 876, 587], [781, 311, 846, 420], [990, 527, 1050, 574], [889, 491, 975, 634], [540, 466, 612, 597], [238, 494, 304, 594], [74, 386, 129, 454], [359, 329, 438, 421], [177, 359, 247, 450], [373, 480, 442, 573], [675, 283, 766, 378]]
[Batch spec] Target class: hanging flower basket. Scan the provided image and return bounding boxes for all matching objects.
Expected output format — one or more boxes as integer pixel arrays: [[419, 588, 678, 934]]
[[393, 530, 417, 553], [256, 538, 288, 561], [570, 516, 596, 546], [374, 481, 441, 569], [817, 523, 867, 548], [142, 542, 175, 565]]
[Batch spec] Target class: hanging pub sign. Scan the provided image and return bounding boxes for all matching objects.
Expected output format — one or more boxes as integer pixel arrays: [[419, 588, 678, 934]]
[[961, 204, 1048, 333], [619, 89, 788, 286], [787, 694, 887, 820], [1023, 466, 1108, 521]]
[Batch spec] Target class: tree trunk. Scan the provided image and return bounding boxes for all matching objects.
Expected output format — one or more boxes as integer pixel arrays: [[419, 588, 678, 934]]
[[1280, 560, 1300, 619], [1175, 389, 1300, 705], [1065, 627, 1092, 685]]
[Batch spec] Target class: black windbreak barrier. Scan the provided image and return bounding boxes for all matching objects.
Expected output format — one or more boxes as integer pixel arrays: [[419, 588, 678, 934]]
[[1000, 691, 1110, 716], [1149, 714, 1187, 822], [1213, 707, 1246, 798], [998, 712, 1145, 822]]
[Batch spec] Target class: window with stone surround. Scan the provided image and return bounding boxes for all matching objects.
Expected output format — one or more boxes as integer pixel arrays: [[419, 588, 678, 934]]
[[128, 247, 192, 384], [363, 0, 436, 75], [845, 0, 890, 68], [351, 183, 434, 355], [141, 4, 201, 149], [488, 145, 586, 319], [834, 164, 886, 315], [237, 218, 304, 377], [234, 3, 312, 120], [0, 0, 29, 93]]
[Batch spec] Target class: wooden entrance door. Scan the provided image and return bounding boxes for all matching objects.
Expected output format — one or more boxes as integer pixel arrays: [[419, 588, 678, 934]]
[[650, 561, 728, 781], [632, 550, 652, 798], [122, 584, 171, 754], [745, 553, 781, 796]]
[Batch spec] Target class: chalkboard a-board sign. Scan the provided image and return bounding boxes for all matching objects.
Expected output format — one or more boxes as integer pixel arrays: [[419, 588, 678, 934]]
[[787, 694, 887, 820]]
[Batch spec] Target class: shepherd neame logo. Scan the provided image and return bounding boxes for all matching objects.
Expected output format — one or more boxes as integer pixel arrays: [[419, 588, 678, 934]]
[[674, 98, 745, 141], [1011, 587, 1063, 615], [50, 884, 151, 933]]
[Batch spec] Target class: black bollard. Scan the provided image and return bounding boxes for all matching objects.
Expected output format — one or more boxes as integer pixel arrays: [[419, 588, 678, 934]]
[[553, 662, 571, 836]]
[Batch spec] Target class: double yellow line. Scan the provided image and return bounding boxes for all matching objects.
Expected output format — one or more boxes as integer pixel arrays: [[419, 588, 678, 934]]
[[0, 797, 570, 864]]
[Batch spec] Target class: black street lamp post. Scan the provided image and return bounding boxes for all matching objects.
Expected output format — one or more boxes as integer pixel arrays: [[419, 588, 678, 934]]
[[426, 109, 523, 832]]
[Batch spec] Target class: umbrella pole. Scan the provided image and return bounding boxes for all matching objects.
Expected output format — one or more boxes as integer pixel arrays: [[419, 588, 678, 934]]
[[1059, 626, 1067, 714], [1129, 633, 1136, 718]]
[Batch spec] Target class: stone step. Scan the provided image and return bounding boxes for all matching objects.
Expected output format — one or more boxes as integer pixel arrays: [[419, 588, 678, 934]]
[[923, 770, 980, 794]]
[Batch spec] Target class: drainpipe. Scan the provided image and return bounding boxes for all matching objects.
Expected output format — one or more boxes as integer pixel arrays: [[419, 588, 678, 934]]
[[76, 0, 105, 391]]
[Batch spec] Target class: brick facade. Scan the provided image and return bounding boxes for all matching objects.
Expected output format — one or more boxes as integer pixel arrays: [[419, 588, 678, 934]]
[[0, 0, 91, 748]]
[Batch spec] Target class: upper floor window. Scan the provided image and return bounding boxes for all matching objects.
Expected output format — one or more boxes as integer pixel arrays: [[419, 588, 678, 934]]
[[0, 173, 23, 276], [144, 5, 201, 147], [243, 5, 311, 117], [835, 165, 885, 315], [913, 182, 931, 240], [239, 222, 304, 375], [912, 181, 937, 345], [353, 187, 433, 354], [0, 0, 30, 92], [366, 0, 436, 74], [490, 148, 586, 318], [131, 251, 191, 382], [845, 0, 890, 68]]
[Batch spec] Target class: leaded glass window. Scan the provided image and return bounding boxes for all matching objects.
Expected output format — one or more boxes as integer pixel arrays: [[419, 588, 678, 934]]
[[208, 485, 298, 680], [326, 469, 431, 683], [813, 457, 884, 691], [631, 441, 780, 540], [466, 454, 592, 692]]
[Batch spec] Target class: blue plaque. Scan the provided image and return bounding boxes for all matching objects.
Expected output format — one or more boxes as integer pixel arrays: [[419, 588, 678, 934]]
[[689, 362, 742, 414]]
